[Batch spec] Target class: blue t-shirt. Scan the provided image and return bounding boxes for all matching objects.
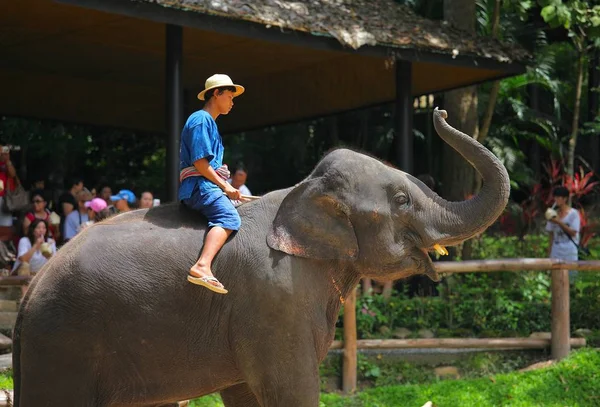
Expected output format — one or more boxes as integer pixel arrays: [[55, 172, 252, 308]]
[[64, 210, 89, 240], [178, 110, 224, 205]]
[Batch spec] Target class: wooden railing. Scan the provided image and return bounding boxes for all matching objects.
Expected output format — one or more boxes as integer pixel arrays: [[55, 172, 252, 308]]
[[0, 276, 32, 286], [335, 258, 600, 394]]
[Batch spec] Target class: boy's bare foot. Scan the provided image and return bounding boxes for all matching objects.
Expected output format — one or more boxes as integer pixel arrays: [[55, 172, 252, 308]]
[[189, 263, 223, 288], [188, 263, 227, 294]]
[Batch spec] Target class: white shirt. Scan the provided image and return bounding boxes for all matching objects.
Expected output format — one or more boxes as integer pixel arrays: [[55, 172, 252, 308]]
[[546, 207, 580, 259], [12, 237, 57, 274]]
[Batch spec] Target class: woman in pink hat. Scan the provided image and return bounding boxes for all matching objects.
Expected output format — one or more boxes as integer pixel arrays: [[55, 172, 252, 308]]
[[85, 197, 111, 224]]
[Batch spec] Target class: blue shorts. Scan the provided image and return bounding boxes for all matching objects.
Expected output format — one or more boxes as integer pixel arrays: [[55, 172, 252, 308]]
[[182, 188, 241, 231]]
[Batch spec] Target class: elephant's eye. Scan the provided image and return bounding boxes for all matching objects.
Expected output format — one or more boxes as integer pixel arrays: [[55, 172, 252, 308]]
[[394, 192, 409, 206]]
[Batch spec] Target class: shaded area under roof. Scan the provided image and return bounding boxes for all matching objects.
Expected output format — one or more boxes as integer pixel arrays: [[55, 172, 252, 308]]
[[1, 0, 528, 133]]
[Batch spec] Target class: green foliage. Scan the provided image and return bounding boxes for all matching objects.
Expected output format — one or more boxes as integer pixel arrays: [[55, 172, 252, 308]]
[[484, 0, 600, 189], [189, 394, 224, 407], [357, 355, 382, 381], [354, 291, 447, 338], [539, 0, 600, 38], [366, 358, 436, 387], [320, 354, 342, 391], [0, 369, 12, 390], [571, 272, 600, 330], [484, 36, 594, 188], [455, 352, 536, 378]]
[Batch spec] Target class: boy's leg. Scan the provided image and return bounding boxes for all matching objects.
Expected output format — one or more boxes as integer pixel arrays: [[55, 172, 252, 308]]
[[186, 194, 241, 291], [189, 226, 232, 289]]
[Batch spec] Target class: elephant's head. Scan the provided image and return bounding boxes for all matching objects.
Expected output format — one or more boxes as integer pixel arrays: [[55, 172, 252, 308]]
[[267, 108, 510, 282]]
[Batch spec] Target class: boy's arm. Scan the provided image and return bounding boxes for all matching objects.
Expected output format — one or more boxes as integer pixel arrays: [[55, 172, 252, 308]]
[[193, 158, 242, 200]]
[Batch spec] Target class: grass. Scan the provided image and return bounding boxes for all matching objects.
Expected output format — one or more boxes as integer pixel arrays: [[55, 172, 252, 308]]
[[190, 348, 600, 407]]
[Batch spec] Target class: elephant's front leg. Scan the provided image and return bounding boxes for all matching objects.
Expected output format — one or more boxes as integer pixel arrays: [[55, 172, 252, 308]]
[[236, 341, 322, 407]]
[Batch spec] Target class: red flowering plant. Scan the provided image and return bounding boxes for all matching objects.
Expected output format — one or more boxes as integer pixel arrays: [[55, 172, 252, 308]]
[[578, 207, 597, 249], [563, 167, 599, 202]]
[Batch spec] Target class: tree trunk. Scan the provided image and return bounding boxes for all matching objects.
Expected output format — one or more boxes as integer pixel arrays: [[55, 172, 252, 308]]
[[566, 50, 585, 177], [474, 0, 501, 186], [588, 49, 599, 173], [441, 0, 478, 260], [477, 81, 500, 146], [440, 0, 479, 202]]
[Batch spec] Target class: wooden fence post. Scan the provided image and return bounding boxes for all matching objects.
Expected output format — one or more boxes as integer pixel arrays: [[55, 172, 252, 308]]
[[342, 286, 357, 394], [551, 269, 570, 360]]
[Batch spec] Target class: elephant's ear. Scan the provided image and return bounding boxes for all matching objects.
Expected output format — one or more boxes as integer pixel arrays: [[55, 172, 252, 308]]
[[267, 178, 359, 261]]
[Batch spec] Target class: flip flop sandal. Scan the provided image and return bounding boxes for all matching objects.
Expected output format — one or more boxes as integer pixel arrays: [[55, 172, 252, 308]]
[[187, 275, 228, 294]]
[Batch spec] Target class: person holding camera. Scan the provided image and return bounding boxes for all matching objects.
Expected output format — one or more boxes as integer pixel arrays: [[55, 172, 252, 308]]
[[545, 186, 580, 279]]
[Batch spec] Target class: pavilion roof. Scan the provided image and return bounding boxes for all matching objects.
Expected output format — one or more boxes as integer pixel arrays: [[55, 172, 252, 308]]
[[140, 0, 529, 62]]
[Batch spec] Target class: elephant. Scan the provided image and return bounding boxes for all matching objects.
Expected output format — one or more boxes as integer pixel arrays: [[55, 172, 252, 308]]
[[12, 108, 509, 406]]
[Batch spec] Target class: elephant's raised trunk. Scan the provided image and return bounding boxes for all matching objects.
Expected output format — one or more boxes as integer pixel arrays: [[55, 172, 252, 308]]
[[425, 108, 510, 247]]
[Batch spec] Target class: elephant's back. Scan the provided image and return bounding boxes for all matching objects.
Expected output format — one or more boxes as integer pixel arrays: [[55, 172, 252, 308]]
[[22, 206, 202, 332], [24, 195, 285, 321], [44, 204, 207, 285]]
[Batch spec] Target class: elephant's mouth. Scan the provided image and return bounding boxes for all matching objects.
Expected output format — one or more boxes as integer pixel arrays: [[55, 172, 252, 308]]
[[413, 244, 448, 282], [417, 248, 442, 282], [379, 246, 441, 282]]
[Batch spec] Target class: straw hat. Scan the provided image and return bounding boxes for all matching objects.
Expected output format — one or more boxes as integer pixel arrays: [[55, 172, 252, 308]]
[[197, 74, 245, 101]]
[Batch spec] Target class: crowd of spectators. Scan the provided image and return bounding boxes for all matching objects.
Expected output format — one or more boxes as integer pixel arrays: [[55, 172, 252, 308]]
[[0, 150, 160, 281]]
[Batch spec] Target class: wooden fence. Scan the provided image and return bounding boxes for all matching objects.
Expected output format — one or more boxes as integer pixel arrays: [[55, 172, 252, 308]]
[[336, 258, 600, 394]]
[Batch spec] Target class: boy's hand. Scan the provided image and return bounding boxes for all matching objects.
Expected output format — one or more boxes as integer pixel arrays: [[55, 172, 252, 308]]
[[224, 184, 242, 200]]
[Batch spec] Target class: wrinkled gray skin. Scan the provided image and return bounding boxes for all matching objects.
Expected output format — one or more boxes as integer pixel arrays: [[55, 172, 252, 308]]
[[13, 109, 509, 406]]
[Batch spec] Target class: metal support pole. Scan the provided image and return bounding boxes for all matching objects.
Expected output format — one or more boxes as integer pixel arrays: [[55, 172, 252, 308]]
[[395, 60, 413, 173], [551, 269, 570, 360], [166, 24, 183, 203]]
